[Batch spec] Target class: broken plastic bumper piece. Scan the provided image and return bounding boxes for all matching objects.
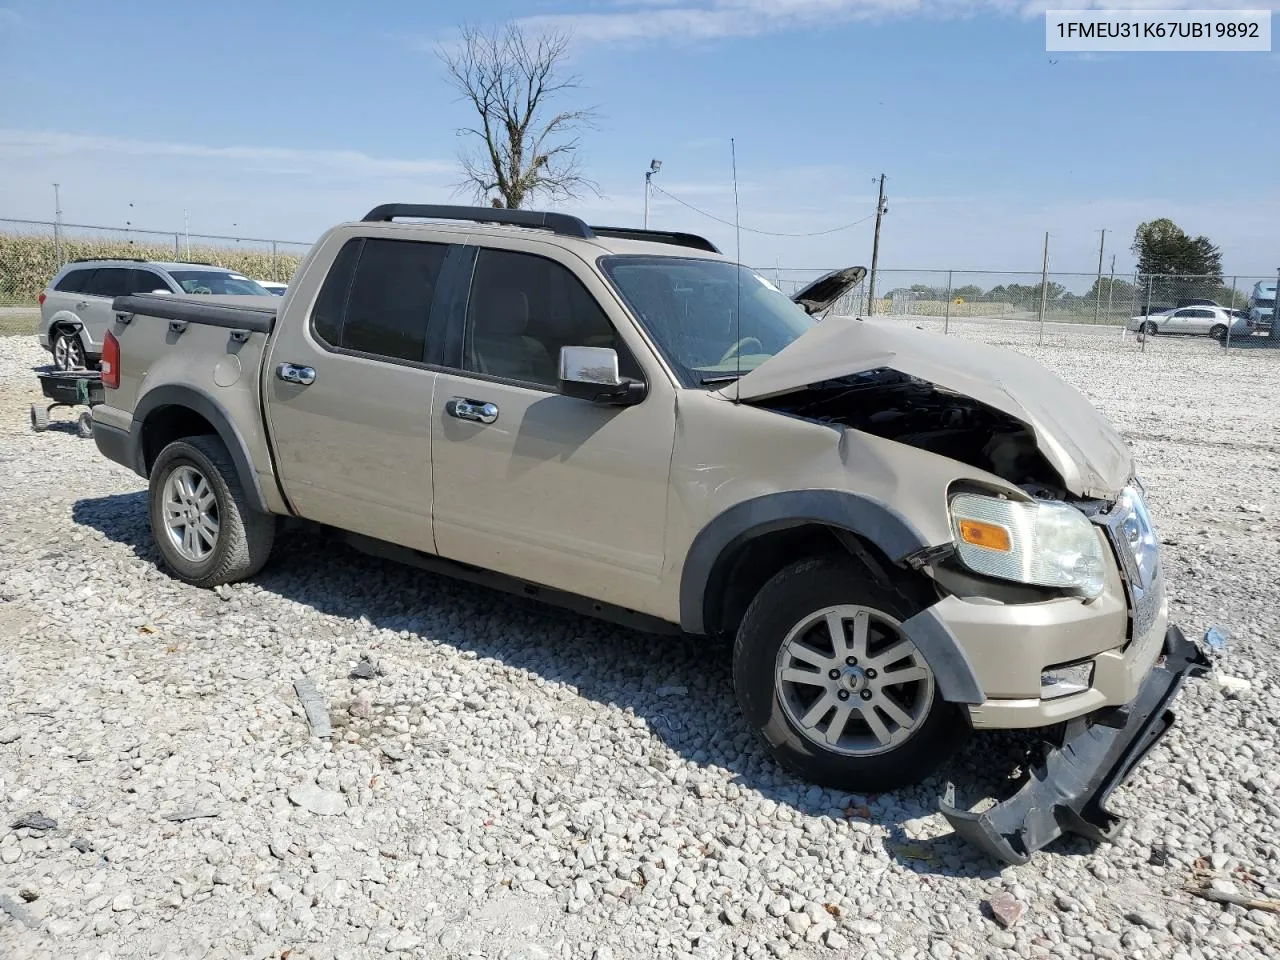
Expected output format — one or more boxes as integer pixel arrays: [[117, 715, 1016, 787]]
[[939, 625, 1210, 865]]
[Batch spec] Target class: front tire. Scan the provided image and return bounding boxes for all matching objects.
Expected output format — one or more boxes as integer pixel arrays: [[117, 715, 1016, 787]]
[[148, 435, 275, 587], [1141, 321, 1158, 335], [733, 556, 968, 793]]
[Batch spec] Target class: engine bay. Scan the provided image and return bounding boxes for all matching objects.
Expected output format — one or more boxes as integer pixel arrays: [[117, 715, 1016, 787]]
[[753, 368, 1066, 491]]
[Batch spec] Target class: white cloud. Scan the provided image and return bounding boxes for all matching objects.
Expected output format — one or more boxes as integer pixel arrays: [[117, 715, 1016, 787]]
[[0, 130, 455, 180]]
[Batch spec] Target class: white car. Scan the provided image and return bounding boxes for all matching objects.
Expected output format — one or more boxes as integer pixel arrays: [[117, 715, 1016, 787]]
[[258, 280, 288, 296], [1127, 305, 1250, 340]]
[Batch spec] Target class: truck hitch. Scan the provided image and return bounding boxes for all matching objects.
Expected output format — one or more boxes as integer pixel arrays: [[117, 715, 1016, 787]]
[[939, 625, 1211, 865]]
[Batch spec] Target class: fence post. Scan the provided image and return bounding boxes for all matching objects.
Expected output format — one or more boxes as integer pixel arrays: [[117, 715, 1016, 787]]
[[173, 233, 180, 259], [1037, 232, 1049, 346], [1141, 278, 1151, 353], [1273, 267, 1280, 340], [1226, 276, 1237, 348], [272, 240, 278, 279], [943, 270, 953, 335]]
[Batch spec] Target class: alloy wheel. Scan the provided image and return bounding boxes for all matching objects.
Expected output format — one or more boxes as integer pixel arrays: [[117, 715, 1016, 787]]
[[162, 465, 220, 562], [774, 604, 936, 757]]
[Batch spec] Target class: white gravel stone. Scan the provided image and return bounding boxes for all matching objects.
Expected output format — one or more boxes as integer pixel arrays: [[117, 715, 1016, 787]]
[[2, 332, 1280, 958], [287, 783, 347, 816]]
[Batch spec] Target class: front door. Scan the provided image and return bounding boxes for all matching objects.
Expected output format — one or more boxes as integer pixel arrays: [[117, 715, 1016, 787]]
[[429, 243, 677, 617], [263, 232, 454, 552]]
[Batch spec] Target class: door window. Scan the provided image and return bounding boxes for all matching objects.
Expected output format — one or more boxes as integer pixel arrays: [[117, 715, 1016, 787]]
[[131, 270, 170, 294], [310, 238, 448, 364], [463, 248, 636, 387]]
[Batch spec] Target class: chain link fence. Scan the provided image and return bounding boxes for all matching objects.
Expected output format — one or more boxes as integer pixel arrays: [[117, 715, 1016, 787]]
[[0, 218, 312, 335], [765, 266, 1280, 355], [3, 217, 1277, 358]]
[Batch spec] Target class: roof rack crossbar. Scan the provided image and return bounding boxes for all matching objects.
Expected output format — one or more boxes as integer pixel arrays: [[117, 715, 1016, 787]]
[[362, 203, 593, 240], [587, 226, 720, 254]]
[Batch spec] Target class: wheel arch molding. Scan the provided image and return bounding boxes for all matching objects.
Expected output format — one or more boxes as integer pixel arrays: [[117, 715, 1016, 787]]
[[132, 384, 270, 514], [679, 490, 984, 705]]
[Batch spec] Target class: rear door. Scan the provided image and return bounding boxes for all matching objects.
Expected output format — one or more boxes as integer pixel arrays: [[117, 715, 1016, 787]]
[[1182, 308, 1215, 334], [78, 267, 135, 352], [263, 231, 458, 552], [1162, 308, 1192, 333], [427, 240, 677, 616]]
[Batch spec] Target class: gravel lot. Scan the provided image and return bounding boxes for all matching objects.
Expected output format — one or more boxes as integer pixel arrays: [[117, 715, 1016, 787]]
[[1, 326, 1279, 960]]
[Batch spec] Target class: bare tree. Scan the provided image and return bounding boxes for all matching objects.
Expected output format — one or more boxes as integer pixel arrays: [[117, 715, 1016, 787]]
[[439, 23, 599, 210]]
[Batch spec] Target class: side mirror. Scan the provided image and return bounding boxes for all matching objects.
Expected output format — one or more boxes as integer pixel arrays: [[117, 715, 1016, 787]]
[[558, 346, 646, 406]]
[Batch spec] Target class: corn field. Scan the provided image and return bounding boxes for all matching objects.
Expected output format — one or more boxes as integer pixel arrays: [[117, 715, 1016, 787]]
[[0, 233, 304, 307]]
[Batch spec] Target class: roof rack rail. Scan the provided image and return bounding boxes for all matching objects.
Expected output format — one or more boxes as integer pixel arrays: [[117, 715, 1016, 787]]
[[362, 203, 592, 240], [69, 257, 148, 264], [587, 226, 720, 254]]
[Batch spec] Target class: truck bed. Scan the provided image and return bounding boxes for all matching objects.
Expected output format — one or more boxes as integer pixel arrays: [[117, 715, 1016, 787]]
[[97, 292, 287, 514], [111, 293, 278, 333]]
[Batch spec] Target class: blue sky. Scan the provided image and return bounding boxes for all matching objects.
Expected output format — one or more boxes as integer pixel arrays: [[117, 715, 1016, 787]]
[[1, 1, 1277, 282]]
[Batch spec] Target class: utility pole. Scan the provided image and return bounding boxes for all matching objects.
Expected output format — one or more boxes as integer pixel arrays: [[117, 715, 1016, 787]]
[[1092, 228, 1106, 325], [866, 174, 887, 316], [52, 183, 63, 267], [643, 159, 662, 229], [1037, 231, 1050, 345]]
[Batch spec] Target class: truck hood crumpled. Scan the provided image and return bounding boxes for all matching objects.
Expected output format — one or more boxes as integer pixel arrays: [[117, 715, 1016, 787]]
[[722, 315, 1133, 499]]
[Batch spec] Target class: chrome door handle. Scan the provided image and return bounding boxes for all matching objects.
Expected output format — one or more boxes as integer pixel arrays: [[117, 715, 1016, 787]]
[[277, 362, 316, 385], [446, 397, 498, 424]]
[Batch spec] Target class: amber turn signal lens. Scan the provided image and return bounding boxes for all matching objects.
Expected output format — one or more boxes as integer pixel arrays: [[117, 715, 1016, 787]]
[[957, 519, 1012, 552]]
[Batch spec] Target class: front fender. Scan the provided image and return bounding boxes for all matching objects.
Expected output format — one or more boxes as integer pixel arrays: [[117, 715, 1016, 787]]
[[679, 489, 931, 635], [678, 490, 985, 704]]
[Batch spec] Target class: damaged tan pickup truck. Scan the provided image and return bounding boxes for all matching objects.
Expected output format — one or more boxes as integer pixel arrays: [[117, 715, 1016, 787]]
[[91, 204, 1208, 863]]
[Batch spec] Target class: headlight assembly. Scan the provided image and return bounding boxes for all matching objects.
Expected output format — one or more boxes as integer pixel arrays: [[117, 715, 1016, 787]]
[[949, 493, 1106, 598]]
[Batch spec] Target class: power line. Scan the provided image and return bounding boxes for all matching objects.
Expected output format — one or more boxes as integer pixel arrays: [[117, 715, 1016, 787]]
[[648, 183, 877, 238]]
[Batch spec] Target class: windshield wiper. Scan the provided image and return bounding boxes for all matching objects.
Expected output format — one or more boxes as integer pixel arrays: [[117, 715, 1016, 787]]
[[699, 375, 740, 386]]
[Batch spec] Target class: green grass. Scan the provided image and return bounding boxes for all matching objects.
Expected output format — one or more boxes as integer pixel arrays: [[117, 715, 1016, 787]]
[[0, 308, 39, 337]]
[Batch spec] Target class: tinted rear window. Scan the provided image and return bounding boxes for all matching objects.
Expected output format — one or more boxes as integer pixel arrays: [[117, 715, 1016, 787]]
[[54, 269, 93, 293], [84, 268, 135, 298], [310, 238, 449, 363]]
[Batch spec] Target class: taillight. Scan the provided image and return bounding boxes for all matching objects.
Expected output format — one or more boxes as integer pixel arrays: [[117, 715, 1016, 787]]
[[102, 330, 120, 389], [38, 292, 46, 306]]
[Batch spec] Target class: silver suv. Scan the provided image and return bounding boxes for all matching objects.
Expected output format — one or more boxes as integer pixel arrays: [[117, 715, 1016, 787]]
[[38, 259, 270, 369]]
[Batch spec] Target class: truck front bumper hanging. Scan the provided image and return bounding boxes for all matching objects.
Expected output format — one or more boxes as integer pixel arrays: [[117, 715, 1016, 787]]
[[940, 625, 1210, 865]]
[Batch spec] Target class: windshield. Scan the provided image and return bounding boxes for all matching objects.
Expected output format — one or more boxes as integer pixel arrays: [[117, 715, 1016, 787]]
[[167, 270, 269, 296], [600, 255, 813, 386]]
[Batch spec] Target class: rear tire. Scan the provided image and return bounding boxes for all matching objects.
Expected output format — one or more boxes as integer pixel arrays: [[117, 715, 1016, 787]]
[[76, 411, 95, 438], [52, 328, 87, 371], [1209, 324, 1227, 341], [30, 404, 49, 432], [733, 555, 968, 793], [148, 435, 275, 588]]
